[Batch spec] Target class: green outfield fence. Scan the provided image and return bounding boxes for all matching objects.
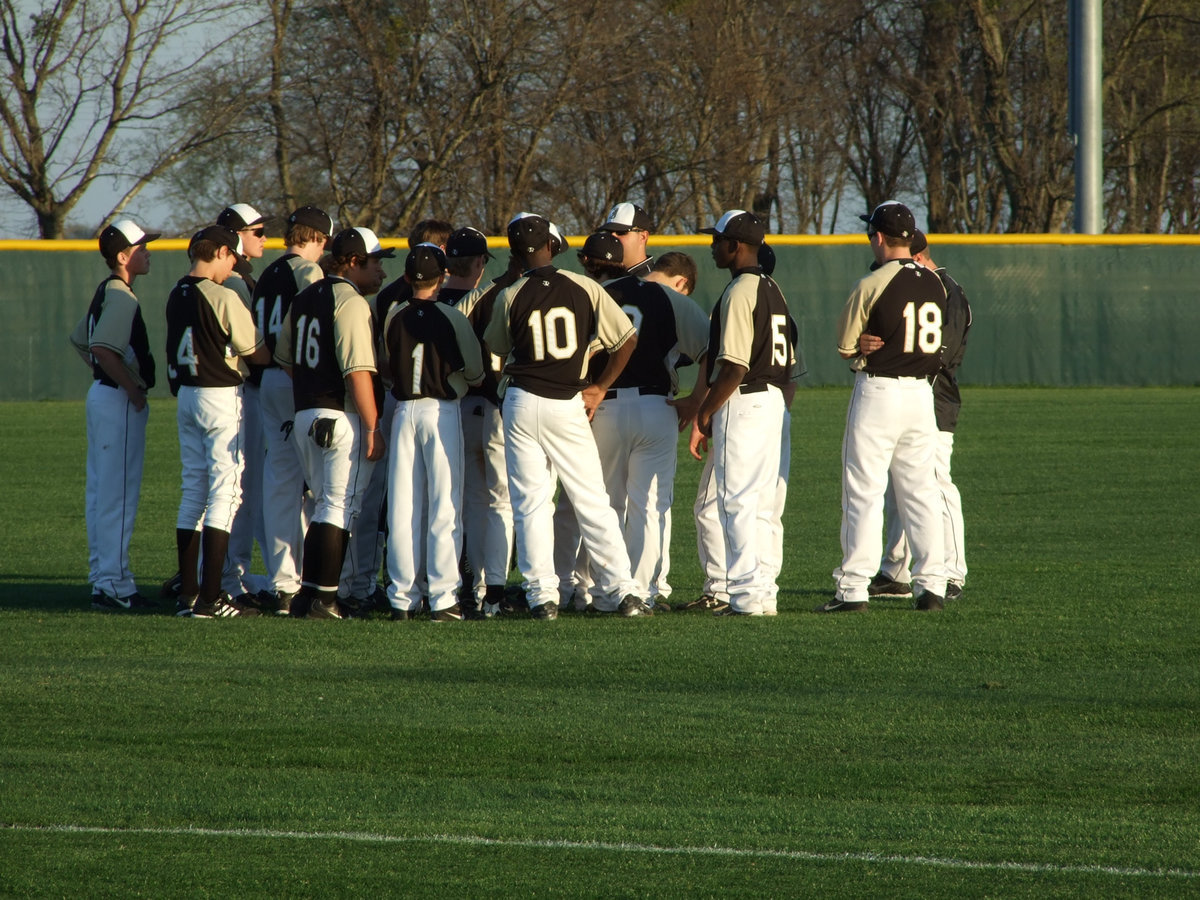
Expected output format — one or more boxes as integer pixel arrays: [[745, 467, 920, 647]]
[[2, 234, 1197, 401]]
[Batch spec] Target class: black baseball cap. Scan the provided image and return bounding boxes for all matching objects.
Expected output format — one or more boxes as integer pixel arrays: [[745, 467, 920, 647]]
[[331, 227, 396, 259], [507, 212, 551, 254], [98, 219, 160, 258], [700, 210, 766, 246], [406, 242, 448, 280], [446, 226, 493, 260], [757, 242, 776, 276], [859, 201, 916, 240], [189, 224, 242, 256], [910, 229, 928, 255], [600, 202, 654, 233], [217, 203, 265, 230], [579, 231, 623, 263], [287, 205, 334, 235]]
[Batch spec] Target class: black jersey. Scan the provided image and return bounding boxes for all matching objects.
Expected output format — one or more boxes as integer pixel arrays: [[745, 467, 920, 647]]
[[837, 259, 948, 380], [86, 276, 155, 389], [252, 253, 323, 364], [705, 267, 794, 390], [374, 276, 413, 331], [932, 269, 972, 432], [484, 266, 635, 401], [435, 286, 470, 306], [589, 276, 693, 393], [385, 299, 482, 401], [456, 269, 521, 402], [165, 276, 259, 392], [283, 276, 380, 414]]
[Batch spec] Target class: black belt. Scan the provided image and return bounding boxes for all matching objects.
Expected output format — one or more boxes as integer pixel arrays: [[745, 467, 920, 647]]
[[739, 383, 769, 394], [603, 386, 669, 400]]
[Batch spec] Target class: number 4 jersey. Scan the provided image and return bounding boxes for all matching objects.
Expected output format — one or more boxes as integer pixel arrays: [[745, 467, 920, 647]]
[[836, 259, 948, 378], [165, 275, 263, 394]]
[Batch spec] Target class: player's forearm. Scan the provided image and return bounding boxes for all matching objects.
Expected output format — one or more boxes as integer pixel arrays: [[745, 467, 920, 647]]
[[344, 371, 379, 430], [697, 362, 746, 422], [91, 346, 143, 394], [592, 334, 637, 393]]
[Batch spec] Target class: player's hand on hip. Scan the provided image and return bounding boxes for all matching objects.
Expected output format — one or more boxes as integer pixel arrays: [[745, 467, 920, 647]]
[[126, 386, 147, 412], [581, 384, 604, 421], [858, 333, 884, 355], [667, 393, 700, 431]]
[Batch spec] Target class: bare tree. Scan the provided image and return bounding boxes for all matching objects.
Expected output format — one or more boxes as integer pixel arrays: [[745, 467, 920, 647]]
[[0, 0, 249, 237], [1103, 0, 1200, 232]]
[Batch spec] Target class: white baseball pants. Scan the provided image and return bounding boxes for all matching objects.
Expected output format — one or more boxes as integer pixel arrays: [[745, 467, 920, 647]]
[[85, 382, 147, 598], [710, 384, 785, 614], [502, 386, 638, 611], [175, 385, 244, 535], [880, 431, 966, 586], [835, 372, 947, 602], [386, 397, 464, 613]]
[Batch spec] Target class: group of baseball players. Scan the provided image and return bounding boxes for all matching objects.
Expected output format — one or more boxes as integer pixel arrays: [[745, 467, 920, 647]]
[[72, 197, 970, 619]]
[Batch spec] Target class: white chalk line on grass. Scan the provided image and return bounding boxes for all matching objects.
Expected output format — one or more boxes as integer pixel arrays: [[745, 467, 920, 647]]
[[4, 823, 1197, 881]]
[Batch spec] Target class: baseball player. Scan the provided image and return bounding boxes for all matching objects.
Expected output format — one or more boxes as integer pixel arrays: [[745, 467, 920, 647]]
[[215, 203, 270, 604], [689, 211, 795, 616], [252, 205, 332, 614], [456, 253, 525, 616], [644, 251, 698, 296], [599, 202, 656, 277], [482, 212, 652, 619], [166, 225, 270, 618], [69, 219, 160, 611], [339, 218, 455, 615], [578, 230, 710, 610], [549, 232, 631, 609], [865, 230, 972, 600], [275, 227, 389, 620], [375, 218, 454, 328], [822, 201, 948, 613], [383, 244, 485, 620]]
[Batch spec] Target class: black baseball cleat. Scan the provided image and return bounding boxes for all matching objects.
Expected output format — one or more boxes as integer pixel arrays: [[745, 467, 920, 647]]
[[618, 595, 653, 617], [946, 583, 963, 601], [306, 598, 343, 620], [914, 592, 945, 611], [91, 591, 133, 613], [175, 595, 198, 617], [677, 594, 728, 613], [714, 605, 760, 617], [813, 598, 869, 613], [867, 573, 912, 597], [273, 590, 297, 616], [390, 608, 412, 621], [649, 594, 672, 612], [430, 605, 465, 622], [529, 601, 559, 620], [159, 571, 183, 599], [127, 592, 158, 610], [192, 593, 261, 618]]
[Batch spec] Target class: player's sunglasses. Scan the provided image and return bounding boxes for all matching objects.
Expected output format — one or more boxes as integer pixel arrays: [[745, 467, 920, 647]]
[[609, 228, 645, 236], [244, 228, 266, 238]]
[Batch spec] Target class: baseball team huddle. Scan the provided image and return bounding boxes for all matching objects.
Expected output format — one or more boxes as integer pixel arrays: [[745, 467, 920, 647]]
[[71, 198, 970, 620]]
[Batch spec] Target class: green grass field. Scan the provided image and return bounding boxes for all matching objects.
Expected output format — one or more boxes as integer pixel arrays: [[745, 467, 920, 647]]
[[2, 388, 1198, 897]]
